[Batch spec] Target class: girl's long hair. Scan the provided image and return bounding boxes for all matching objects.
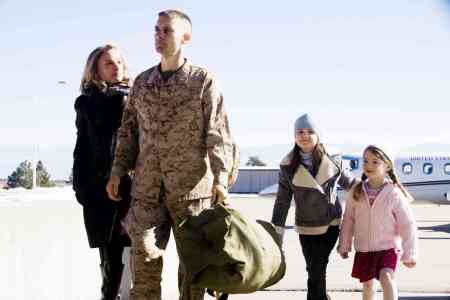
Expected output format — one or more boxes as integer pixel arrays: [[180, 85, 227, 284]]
[[353, 146, 412, 201], [80, 44, 130, 93], [287, 142, 326, 177]]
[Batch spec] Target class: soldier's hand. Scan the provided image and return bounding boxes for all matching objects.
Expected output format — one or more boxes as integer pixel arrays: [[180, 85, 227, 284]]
[[212, 184, 229, 206], [106, 175, 122, 201], [143, 228, 165, 260]]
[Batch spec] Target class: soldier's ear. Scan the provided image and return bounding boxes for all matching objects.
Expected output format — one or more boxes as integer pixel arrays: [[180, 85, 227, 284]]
[[182, 32, 191, 44]]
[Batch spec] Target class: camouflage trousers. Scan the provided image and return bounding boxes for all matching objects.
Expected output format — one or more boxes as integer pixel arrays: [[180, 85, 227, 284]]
[[125, 192, 211, 300]]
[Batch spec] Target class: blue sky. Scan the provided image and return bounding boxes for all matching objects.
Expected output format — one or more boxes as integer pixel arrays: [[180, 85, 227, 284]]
[[2, 0, 450, 179]]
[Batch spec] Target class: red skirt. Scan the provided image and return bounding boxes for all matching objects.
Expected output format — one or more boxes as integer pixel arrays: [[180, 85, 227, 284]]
[[351, 248, 399, 282]]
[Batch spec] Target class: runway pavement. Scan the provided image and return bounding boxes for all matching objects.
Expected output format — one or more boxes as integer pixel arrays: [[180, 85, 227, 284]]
[[1, 192, 450, 299], [227, 197, 450, 300]]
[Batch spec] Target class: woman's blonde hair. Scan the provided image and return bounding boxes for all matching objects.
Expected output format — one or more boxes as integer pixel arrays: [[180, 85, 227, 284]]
[[80, 44, 130, 93], [353, 146, 412, 201]]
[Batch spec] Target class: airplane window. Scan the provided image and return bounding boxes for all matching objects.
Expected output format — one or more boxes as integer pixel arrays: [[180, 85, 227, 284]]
[[423, 163, 433, 175], [402, 163, 413, 175], [444, 163, 450, 175], [350, 159, 359, 170]]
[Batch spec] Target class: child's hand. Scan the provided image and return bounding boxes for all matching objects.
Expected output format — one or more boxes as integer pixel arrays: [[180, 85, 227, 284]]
[[339, 252, 349, 259], [403, 261, 416, 268], [274, 226, 285, 248]]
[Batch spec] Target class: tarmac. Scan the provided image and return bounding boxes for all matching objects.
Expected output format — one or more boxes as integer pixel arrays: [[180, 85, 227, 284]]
[[2, 190, 450, 299], [221, 196, 450, 300]]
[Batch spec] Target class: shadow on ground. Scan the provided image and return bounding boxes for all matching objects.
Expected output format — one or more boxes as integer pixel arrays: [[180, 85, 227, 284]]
[[418, 223, 450, 234], [400, 296, 450, 300]]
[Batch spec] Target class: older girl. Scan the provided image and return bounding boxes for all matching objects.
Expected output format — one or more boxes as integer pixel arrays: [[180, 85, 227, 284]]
[[271, 113, 355, 300]]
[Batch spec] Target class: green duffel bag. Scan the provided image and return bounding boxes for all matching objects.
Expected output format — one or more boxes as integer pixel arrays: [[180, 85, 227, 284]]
[[176, 203, 286, 294]]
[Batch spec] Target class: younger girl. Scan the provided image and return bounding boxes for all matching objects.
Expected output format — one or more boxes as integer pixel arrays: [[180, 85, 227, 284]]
[[338, 145, 418, 300]]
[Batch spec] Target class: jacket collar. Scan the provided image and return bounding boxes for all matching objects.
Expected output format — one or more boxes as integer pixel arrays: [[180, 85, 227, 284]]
[[362, 180, 394, 206], [292, 154, 340, 193], [146, 59, 190, 87]]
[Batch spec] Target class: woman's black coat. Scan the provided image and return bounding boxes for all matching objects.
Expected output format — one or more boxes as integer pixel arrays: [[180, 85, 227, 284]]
[[72, 85, 131, 248]]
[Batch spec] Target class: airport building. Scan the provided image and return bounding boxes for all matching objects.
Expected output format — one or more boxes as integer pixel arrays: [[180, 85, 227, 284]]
[[230, 167, 279, 194]]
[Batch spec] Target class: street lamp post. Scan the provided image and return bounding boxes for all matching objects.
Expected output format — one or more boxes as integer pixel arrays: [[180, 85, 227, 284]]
[[31, 81, 67, 189], [31, 95, 38, 189], [32, 143, 38, 189]]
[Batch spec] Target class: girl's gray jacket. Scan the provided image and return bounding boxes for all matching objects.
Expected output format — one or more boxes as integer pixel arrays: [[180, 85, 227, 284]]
[[271, 150, 355, 233]]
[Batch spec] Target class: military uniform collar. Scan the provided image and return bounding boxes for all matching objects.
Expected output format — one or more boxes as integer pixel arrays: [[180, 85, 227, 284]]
[[146, 58, 190, 86]]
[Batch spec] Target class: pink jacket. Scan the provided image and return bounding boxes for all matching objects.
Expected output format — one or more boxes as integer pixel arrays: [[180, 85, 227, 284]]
[[338, 182, 418, 262]]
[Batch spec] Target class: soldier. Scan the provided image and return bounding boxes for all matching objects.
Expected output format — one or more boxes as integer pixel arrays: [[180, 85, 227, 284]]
[[106, 9, 234, 300]]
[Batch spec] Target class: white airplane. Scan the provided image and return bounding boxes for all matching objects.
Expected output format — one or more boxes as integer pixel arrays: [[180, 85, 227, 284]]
[[258, 153, 450, 205], [342, 153, 450, 204]]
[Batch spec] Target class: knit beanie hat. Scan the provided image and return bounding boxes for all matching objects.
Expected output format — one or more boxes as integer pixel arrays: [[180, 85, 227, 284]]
[[294, 113, 320, 136], [363, 144, 395, 166]]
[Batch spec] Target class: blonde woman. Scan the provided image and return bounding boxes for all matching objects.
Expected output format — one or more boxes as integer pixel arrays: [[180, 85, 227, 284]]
[[73, 44, 131, 300]]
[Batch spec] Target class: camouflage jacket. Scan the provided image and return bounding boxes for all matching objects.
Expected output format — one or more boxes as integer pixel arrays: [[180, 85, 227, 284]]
[[111, 61, 234, 202]]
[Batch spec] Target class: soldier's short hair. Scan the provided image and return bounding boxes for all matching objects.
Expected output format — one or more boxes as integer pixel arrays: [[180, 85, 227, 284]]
[[158, 9, 192, 33], [80, 44, 130, 93]]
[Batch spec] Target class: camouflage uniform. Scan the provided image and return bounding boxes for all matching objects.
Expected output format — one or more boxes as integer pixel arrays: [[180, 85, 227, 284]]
[[111, 60, 234, 300]]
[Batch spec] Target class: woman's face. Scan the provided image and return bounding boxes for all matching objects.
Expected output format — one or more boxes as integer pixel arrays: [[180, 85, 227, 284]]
[[295, 129, 319, 153], [97, 49, 124, 83]]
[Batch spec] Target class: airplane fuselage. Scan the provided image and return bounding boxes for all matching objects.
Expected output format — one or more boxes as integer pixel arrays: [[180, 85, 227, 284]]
[[343, 153, 450, 204]]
